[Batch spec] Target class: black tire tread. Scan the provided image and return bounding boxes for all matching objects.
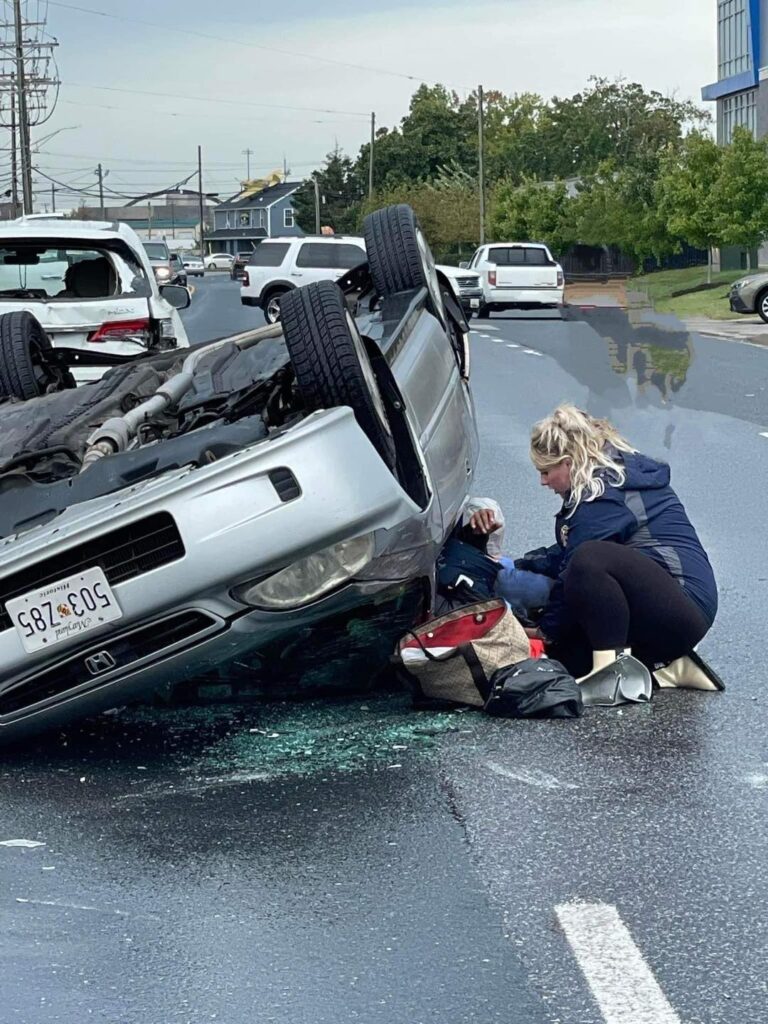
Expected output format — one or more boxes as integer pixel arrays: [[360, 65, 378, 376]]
[[363, 204, 429, 297], [0, 311, 53, 400], [280, 281, 396, 469]]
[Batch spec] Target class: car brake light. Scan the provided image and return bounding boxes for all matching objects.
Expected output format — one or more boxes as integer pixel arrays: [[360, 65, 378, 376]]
[[557, 270, 564, 287], [488, 270, 497, 286], [243, 271, 250, 288], [88, 318, 151, 343]]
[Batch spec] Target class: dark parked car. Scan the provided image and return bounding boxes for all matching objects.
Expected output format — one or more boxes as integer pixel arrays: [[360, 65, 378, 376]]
[[231, 251, 254, 280]]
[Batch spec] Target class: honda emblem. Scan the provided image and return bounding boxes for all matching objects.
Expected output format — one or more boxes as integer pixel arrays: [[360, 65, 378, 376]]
[[84, 651, 117, 676]]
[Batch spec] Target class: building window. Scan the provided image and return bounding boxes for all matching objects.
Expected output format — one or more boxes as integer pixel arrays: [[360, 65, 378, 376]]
[[721, 88, 757, 141], [283, 207, 295, 228], [238, 210, 251, 228], [253, 209, 265, 228], [718, 0, 751, 80]]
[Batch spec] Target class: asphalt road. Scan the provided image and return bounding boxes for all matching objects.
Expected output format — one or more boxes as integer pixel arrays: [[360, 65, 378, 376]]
[[1, 277, 766, 1024]]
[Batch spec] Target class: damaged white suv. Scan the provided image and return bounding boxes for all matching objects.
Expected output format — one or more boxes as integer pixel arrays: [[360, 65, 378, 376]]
[[0, 205, 477, 743], [0, 217, 190, 388]]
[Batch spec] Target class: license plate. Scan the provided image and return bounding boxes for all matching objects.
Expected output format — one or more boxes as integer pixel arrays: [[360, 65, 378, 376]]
[[470, 298, 480, 308], [6, 567, 122, 654]]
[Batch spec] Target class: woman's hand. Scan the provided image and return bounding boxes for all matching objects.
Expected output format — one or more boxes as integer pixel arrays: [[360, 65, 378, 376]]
[[524, 626, 546, 640], [469, 508, 500, 535]]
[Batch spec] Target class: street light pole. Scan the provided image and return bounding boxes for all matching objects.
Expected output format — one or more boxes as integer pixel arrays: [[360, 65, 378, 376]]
[[198, 145, 206, 256], [313, 177, 321, 235], [369, 111, 375, 198], [478, 84, 486, 246]]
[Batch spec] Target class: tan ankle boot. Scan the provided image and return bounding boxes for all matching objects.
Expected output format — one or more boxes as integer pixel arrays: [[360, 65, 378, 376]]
[[654, 654, 724, 692]]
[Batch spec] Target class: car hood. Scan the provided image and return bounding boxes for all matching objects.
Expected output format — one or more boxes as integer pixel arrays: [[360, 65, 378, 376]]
[[436, 264, 481, 282]]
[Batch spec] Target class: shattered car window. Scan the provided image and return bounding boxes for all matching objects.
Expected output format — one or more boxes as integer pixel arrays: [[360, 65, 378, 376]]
[[0, 242, 151, 300]]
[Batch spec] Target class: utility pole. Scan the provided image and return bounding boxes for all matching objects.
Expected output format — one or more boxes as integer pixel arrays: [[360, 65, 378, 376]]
[[147, 200, 152, 239], [313, 177, 321, 235], [13, 0, 33, 213], [242, 147, 253, 179], [369, 111, 375, 198], [10, 73, 18, 217], [50, 183, 55, 212], [282, 155, 288, 182], [198, 145, 206, 256], [95, 163, 106, 218], [478, 84, 485, 246]]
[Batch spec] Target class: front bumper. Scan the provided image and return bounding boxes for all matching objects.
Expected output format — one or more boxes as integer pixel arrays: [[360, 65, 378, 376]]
[[457, 288, 484, 312], [0, 407, 433, 741], [729, 290, 753, 313], [241, 296, 260, 307], [0, 577, 429, 743]]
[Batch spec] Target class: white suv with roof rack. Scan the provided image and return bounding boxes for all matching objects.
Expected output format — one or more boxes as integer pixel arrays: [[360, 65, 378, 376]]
[[240, 236, 367, 323]]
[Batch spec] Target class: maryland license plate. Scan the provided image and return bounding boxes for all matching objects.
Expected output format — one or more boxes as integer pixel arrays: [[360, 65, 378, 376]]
[[6, 567, 122, 654]]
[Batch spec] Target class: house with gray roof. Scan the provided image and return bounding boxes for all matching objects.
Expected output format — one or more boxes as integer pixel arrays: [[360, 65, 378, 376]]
[[207, 181, 303, 255]]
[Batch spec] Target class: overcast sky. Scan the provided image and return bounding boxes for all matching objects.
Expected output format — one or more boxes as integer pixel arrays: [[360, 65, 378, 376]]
[[34, 0, 716, 204]]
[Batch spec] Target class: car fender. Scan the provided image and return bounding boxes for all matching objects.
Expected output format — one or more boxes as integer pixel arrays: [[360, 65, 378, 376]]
[[256, 279, 296, 304]]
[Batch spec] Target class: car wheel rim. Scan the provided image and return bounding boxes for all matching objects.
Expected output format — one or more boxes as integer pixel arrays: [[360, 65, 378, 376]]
[[761, 296, 768, 317], [416, 226, 444, 320], [266, 297, 282, 323], [346, 311, 392, 440]]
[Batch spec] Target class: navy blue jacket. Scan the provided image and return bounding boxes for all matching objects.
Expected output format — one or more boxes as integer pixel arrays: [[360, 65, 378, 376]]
[[536, 452, 717, 641]]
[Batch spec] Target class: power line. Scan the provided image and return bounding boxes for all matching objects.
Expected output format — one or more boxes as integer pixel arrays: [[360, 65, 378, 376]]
[[58, 98, 353, 126], [46, 0, 470, 89], [66, 81, 369, 118]]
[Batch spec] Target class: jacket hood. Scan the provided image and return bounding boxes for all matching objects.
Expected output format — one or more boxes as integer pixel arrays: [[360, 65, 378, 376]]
[[619, 451, 670, 491]]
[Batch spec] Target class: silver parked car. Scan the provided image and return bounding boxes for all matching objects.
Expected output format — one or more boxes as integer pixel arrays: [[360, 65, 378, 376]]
[[728, 271, 768, 321], [0, 205, 478, 742]]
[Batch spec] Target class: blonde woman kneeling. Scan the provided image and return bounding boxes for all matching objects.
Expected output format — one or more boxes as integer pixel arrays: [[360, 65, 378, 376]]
[[522, 405, 718, 685]]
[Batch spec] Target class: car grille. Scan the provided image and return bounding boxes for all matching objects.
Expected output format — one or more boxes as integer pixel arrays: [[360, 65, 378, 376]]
[[0, 610, 216, 715], [457, 277, 478, 288], [0, 512, 185, 633]]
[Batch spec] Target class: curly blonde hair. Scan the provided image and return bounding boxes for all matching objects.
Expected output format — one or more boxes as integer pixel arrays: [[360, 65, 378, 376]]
[[530, 404, 636, 512]]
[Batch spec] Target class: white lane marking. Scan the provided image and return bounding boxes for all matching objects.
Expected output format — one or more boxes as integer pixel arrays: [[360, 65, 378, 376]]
[[556, 901, 682, 1024], [487, 762, 578, 790], [492, 338, 505, 343], [480, 325, 499, 331], [506, 343, 520, 349], [1, 839, 44, 848], [759, 432, 768, 438], [745, 771, 768, 788], [523, 349, 544, 356]]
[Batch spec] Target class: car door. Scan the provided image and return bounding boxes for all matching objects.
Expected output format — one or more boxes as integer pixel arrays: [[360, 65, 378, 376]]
[[291, 241, 366, 286]]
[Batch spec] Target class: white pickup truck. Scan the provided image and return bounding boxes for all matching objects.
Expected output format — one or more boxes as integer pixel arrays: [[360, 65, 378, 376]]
[[463, 242, 564, 316]]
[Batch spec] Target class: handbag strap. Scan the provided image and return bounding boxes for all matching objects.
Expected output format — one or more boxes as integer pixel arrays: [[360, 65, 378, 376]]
[[459, 644, 492, 702]]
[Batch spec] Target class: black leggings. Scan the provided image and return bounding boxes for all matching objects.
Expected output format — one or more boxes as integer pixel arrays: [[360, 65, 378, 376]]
[[553, 541, 711, 676]]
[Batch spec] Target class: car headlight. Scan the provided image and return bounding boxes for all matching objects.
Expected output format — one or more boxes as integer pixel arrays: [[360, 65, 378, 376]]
[[732, 279, 750, 290], [236, 533, 375, 609], [155, 266, 171, 279]]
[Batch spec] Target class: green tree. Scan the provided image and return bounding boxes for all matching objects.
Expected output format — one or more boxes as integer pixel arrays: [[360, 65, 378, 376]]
[[573, 158, 676, 264], [358, 180, 479, 262], [355, 85, 478, 191], [293, 147, 364, 234], [711, 126, 768, 268], [539, 77, 710, 178], [489, 179, 576, 257], [656, 132, 725, 281]]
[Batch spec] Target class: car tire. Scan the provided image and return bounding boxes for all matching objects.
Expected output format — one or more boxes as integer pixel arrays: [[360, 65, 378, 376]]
[[0, 311, 72, 401], [362, 204, 445, 322], [477, 303, 490, 318], [757, 289, 768, 323], [280, 280, 396, 471], [262, 287, 290, 325]]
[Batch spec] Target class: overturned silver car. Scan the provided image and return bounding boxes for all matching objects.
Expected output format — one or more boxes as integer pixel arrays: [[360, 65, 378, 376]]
[[0, 206, 478, 741]]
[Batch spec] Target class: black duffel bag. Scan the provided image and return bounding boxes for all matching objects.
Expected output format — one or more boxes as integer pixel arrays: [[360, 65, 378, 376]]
[[484, 658, 583, 719]]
